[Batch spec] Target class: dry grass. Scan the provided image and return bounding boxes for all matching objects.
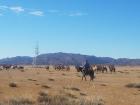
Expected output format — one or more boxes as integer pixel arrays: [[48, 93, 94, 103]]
[[63, 87, 80, 91], [0, 96, 35, 105], [0, 66, 140, 105], [38, 92, 103, 105], [41, 85, 51, 89], [20, 70, 25, 72], [80, 92, 87, 96], [62, 73, 66, 76], [7, 97, 34, 105], [28, 79, 37, 82], [70, 87, 80, 91]]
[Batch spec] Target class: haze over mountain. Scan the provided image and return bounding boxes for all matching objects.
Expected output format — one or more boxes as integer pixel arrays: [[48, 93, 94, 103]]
[[0, 52, 140, 66]]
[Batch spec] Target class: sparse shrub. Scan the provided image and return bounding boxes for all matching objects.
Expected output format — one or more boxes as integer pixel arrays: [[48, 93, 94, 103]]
[[48, 78, 55, 81], [41, 85, 51, 89], [38, 94, 77, 105], [9, 82, 17, 88], [126, 83, 140, 88], [37, 72, 40, 75], [65, 92, 77, 99], [28, 79, 37, 82], [63, 87, 69, 90], [37, 94, 104, 105], [80, 93, 87, 96], [39, 91, 48, 97], [8, 97, 34, 105], [100, 84, 107, 87], [38, 91, 49, 104], [35, 84, 40, 86], [79, 98, 104, 105], [62, 73, 66, 76], [63, 87, 80, 91], [70, 87, 80, 91], [20, 70, 25, 72]]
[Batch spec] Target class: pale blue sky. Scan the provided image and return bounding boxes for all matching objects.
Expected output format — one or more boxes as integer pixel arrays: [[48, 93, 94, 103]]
[[0, 0, 140, 59]]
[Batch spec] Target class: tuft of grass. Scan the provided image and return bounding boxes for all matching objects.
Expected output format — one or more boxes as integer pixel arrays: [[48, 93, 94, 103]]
[[38, 91, 49, 104], [37, 94, 104, 105], [8, 97, 34, 105], [28, 79, 37, 82], [63, 87, 69, 90], [20, 70, 25, 72], [41, 85, 51, 89], [126, 83, 140, 88], [48, 78, 55, 81], [80, 92, 87, 96], [65, 92, 78, 99], [79, 98, 104, 105], [70, 87, 80, 91], [38, 95, 77, 105], [9, 82, 17, 88], [62, 73, 66, 76], [63, 87, 80, 91], [39, 91, 48, 97], [36, 72, 40, 75], [35, 84, 40, 86], [100, 84, 107, 87]]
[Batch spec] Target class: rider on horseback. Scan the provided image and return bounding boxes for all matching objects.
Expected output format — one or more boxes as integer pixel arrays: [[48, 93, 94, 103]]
[[83, 60, 90, 71]]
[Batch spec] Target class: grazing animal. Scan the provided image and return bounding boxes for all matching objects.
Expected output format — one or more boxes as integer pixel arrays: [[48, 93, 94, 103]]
[[11, 65, 18, 69], [109, 65, 116, 73], [95, 65, 108, 73], [66, 66, 70, 71], [0, 66, 3, 70], [17, 66, 24, 70], [76, 66, 95, 81], [2, 65, 11, 70], [45, 66, 49, 70], [54, 65, 65, 71], [103, 66, 108, 73]]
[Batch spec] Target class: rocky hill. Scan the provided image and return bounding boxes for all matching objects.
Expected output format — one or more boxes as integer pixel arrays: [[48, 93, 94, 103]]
[[0, 52, 140, 66]]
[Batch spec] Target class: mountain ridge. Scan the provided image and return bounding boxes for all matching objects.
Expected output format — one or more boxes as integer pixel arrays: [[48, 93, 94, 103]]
[[0, 52, 140, 65]]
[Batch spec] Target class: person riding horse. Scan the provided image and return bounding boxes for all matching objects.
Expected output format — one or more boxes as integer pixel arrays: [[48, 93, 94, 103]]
[[83, 60, 90, 71], [76, 60, 95, 81]]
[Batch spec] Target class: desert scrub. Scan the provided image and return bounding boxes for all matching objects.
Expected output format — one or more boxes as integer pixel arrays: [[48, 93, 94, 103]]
[[9, 82, 17, 88]]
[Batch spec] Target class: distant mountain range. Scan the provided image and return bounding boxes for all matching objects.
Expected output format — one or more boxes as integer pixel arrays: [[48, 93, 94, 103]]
[[0, 52, 140, 66]]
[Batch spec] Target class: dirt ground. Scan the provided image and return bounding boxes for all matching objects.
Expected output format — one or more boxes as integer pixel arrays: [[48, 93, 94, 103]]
[[0, 66, 140, 105]]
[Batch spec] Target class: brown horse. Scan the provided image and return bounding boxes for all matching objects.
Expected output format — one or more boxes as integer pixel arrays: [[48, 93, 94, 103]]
[[109, 65, 116, 73]]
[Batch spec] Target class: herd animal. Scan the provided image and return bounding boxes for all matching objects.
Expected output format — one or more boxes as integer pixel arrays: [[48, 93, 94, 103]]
[[0, 65, 24, 70], [93, 65, 116, 73], [75, 64, 116, 81], [53, 65, 70, 71], [0, 63, 116, 81]]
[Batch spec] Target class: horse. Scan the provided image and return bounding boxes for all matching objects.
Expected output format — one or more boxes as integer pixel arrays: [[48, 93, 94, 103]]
[[109, 65, 116, 73], [17, 66, 24, 70], [45, 66, 49, 70], [65, 66, 70, 71], [2, 65, 12, 70], [95, 65, 108, 73], [75, 66, 95, 81]]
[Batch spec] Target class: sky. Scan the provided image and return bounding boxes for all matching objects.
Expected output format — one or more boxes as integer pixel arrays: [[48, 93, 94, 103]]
[[0, 0, 140, 59]]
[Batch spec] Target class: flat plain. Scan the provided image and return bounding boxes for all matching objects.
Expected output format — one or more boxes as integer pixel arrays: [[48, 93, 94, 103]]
[[0, 66, 140, 105]]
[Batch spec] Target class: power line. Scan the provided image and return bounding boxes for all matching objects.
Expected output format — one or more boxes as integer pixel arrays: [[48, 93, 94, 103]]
[[32, 42, 39, 67]]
